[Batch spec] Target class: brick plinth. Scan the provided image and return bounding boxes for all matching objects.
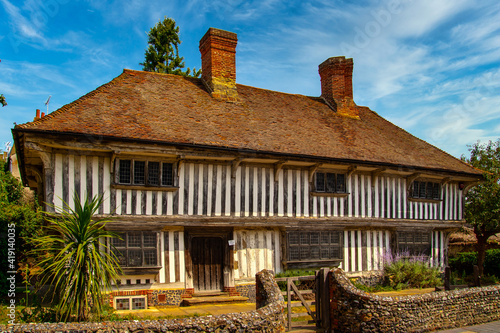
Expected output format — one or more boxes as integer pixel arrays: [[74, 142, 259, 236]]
[[223, 286, 241, 296], [181, 288, 195, 298]]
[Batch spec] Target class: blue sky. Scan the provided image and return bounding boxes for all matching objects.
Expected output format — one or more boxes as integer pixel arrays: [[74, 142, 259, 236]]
[[1, 0, 499, 158]]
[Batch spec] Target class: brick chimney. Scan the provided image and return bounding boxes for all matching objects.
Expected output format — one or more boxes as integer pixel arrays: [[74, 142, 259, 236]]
[[319, 56, 359, 119], [199, 28, 238, 102]]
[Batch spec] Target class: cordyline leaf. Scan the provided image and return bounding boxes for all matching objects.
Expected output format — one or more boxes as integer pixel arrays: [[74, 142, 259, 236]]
[[31, 193, 122, 322]]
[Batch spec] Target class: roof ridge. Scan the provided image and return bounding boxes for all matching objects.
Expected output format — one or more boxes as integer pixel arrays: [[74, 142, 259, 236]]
[[126, 68, 320, 99]]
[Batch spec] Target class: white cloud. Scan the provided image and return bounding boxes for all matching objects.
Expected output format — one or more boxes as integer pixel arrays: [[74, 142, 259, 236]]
[[386, 0, 471, 38], [1, 0, 47, 44]]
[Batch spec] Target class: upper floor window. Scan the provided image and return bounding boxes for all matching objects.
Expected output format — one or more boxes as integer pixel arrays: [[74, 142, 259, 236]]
[[411, 181, 440, 200], [315, 172, 346, 193], [118, 159, 174, 186], [111, 231, 159, 267]]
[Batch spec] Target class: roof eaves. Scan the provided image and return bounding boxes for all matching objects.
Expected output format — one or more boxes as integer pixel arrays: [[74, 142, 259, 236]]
[[13, 127, 483, 179]]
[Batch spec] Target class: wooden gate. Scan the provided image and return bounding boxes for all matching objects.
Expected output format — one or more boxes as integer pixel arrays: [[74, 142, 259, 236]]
[[276, 268, 330, 332], [191, 237, 224, 291]]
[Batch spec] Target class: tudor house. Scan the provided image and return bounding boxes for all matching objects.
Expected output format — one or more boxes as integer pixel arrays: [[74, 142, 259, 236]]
[[13, 28, 482, 309]]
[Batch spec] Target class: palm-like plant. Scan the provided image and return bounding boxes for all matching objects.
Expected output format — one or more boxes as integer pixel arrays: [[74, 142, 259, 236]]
[[33, 194, 121, 322]]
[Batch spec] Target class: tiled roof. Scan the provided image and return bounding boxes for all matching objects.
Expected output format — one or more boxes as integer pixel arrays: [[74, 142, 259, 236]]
[[16, 69, 480, 175]]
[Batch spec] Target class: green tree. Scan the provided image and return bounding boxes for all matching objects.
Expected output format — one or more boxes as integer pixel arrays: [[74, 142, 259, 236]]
[[0, 160, 43, 297], [462, 139, 500, 276], [140, 17, 201, 77], [33, 195, 122, 322]]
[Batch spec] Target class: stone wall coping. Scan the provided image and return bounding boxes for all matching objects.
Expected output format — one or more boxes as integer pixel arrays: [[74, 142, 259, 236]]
[[333, 268, 500, 303], [330, 268, 500, 332]]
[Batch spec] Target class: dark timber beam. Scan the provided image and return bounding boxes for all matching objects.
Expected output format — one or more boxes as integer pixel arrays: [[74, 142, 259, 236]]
[[347, 165, 357, 178], [406, 173, 421, 189], [308, 163, 323, 183], [371, 168, 387, 184], [231, 157, 243, 178], [274, 160, 287, 181]]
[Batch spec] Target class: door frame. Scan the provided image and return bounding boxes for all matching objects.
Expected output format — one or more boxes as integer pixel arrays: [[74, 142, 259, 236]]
[[184, 227, 234, 292]]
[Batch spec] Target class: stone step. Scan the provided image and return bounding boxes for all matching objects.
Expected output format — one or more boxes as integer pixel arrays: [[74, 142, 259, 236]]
[[192, 291, 230, 297], [181, 295, 249, 306]]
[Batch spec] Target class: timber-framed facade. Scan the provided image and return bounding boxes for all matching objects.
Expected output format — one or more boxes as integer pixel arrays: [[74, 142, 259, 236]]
[[13, 28, 482, 307]]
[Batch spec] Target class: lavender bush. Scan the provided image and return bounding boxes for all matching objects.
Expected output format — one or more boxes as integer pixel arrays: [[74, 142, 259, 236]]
[[381, 250, 442, 289]]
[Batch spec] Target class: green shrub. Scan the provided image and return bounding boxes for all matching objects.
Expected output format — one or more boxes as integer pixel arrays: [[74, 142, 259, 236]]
[[19, 305, 58, 323], [484, 249, 500, 276], [449, 252, 477, 275], [449, 249, 500, 278], [275, 269, 316, 292], [382, 259, 442, 289], [275, 269, 316, 278]]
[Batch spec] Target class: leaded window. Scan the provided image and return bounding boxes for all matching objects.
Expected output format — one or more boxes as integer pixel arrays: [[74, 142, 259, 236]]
[[111, 232, 158, 267], [287, 231, 342, 264], [119, 160, 131, 184], [118, 159, 174, 187], [147, 162, 160, 185], [162, 163, 174, 186], [315, 172, 346, 193], [397, 231, 431, 256], [411, 181, 440, 200]]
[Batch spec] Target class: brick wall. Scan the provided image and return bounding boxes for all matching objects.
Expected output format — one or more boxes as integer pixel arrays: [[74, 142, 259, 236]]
[[329, 268, 500, 332]]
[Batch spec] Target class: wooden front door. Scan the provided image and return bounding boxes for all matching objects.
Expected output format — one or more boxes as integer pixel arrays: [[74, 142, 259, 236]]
[[192, 237, 224, 291]]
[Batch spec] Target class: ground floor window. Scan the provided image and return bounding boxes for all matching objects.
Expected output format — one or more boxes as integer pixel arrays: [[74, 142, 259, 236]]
[[114, 296, 147, 310], [286, 230, 342, 267], [397, 231, 431, 256], [111, 231, 159, 267]]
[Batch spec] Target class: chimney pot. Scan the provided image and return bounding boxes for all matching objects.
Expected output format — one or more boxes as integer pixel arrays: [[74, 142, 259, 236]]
[[319, 56, 358, 119], [34, 109, 40, 121], [199, 28, 238, 102], [41, 112, 45, 117]]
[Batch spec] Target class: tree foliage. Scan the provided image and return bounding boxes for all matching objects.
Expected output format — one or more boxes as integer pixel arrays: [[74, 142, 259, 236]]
[[32, 195, 122, 322], [462, 139, 500, 276], [0, 159, 43, 297], [140, 17, 200, 77]]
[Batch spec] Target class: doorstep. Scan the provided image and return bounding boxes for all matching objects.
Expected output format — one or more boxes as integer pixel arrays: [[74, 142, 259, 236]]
[[181, 294, 249, 306]]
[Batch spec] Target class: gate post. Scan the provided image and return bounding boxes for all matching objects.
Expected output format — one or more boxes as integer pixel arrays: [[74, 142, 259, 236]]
[[316, 267, 331, 330]]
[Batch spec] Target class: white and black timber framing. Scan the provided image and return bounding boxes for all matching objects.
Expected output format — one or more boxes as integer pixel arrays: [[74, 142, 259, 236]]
[[50, 153, 464, 221], [19, 133, 476, 280]]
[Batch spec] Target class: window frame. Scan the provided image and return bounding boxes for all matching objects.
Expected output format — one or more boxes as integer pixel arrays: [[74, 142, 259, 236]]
[[285, 230, 343, 269], [114, 296, 148, 310], [110, 231, 160, 268], [396, 231, 432, 257], [409, 180, 441, 201], [116, 158, 176, 189], [311, 171, 348, 197]]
